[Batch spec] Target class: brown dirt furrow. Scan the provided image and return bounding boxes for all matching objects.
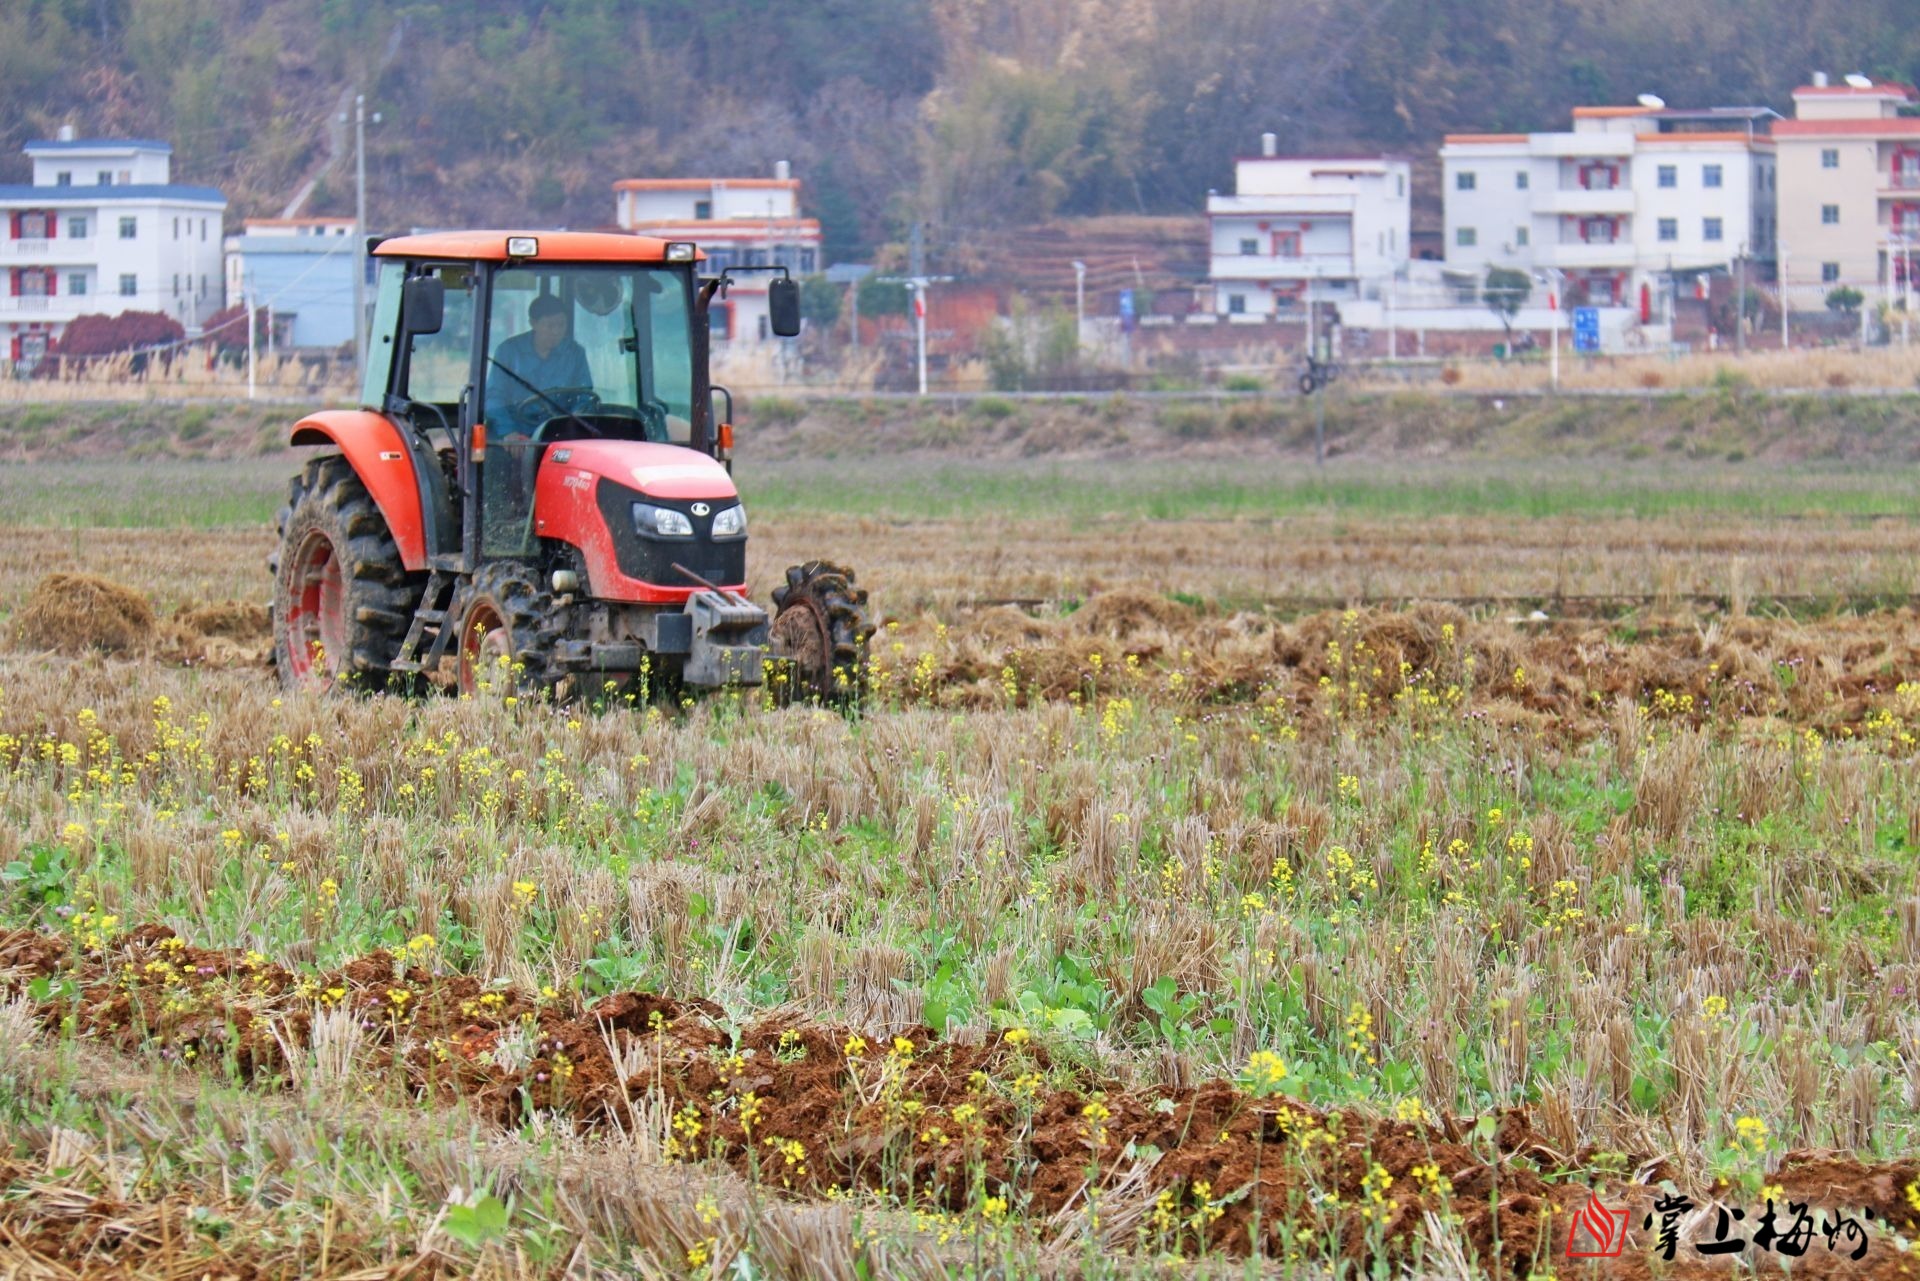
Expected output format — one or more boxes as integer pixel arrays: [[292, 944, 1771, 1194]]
[[3, 925, 1915, 1276]]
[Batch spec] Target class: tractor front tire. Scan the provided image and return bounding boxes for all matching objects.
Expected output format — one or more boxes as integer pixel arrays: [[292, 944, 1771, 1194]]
[[770, 561, 873, 705], [272, 456, 418, 691], [455, 562, 570, 700]]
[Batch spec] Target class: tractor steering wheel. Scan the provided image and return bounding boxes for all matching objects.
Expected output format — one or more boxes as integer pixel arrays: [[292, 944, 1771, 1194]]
[[515, 386, 602, 432]]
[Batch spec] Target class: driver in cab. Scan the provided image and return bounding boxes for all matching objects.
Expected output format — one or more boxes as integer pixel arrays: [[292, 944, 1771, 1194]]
[[486, 293, 592, 437]]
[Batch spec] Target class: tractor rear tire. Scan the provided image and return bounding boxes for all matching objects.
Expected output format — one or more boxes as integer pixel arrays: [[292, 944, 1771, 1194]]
[[455, 562, 570, 700], [770, 561, 872, 705], [272, 455, 419, 691]]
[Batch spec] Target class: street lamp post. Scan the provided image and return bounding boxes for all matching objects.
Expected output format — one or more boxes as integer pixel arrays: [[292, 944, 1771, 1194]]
[[1071, 260, 1086, 350], [1733, 243, 1747, 356], [1538, 267, 1564, 392], [1779, 243, 1789, 350]]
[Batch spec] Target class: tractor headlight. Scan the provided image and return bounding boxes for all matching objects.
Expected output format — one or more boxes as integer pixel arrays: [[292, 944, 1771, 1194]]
[[633, 502, 693, 538], [709, 503, 746, 539]]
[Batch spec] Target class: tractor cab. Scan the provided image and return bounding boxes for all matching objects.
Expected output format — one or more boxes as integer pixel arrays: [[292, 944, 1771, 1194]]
[[271, 232, 866, 701]]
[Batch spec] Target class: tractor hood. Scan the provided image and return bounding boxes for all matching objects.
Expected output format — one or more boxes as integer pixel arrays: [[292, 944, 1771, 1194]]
[[532, 438, 744, 605], [543, 439, 738, 501]]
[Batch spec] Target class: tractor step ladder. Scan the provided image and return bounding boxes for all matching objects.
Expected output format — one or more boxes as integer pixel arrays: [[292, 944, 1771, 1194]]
[[391, 569, 464, 673]]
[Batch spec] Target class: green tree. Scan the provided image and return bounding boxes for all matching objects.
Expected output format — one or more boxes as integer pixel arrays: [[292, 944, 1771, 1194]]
[[798, 275, 843, 328], [1825, 285, 1865, 315], [1484, 266, 1533, 346]]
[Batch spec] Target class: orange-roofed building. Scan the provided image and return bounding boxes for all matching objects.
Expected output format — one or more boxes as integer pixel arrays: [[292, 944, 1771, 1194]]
[[1440, 103, 1777, 322], [612, 163, 823, 346], [1773, 75, 1920, 308]]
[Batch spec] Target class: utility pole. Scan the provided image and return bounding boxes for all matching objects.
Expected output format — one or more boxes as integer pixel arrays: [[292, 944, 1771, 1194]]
[[1385, 270, 1396, 362], [344, 93, 381, 372], [910, 221, 926, 395], [877, 225, 949, 396], [244, 280, 256, 401]]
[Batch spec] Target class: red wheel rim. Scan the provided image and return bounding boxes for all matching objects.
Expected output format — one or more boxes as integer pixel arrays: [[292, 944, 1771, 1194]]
[[458, 599, 510, 695], [285, 530, 348, 685]]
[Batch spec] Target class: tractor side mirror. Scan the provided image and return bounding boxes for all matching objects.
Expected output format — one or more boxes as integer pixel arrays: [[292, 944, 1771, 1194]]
[[767, 277, 801, 338], [401, 275, 445, 336]]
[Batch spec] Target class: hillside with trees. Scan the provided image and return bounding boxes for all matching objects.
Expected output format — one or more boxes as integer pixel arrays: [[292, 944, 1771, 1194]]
[[3, 0, 1916, 270]]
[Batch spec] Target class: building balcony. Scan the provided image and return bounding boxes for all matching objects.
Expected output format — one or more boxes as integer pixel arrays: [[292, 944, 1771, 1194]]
[[1, 237, 96, 260], [1209, 253, 1356, 281], [1537, 242, 1636, 269], [1536, 188, 1635, 215], [1879, 173, 1920, 194]]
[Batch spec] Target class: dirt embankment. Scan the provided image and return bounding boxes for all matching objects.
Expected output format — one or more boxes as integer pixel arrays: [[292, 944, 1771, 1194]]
[[4, 391, 1919, 466]]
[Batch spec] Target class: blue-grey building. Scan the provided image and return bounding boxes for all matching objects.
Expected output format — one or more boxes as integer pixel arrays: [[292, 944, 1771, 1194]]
[[222, 217, 358, 349]]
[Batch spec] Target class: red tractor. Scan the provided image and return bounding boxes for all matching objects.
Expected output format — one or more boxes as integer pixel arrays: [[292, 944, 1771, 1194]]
[[270, 230, 869, 701]]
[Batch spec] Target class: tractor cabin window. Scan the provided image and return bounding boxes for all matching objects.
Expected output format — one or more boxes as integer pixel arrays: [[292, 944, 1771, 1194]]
[[478, 265, 696, 559]]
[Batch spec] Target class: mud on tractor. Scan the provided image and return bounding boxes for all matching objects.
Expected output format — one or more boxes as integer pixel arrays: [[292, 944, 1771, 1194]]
[[270, 231, 870, 701]]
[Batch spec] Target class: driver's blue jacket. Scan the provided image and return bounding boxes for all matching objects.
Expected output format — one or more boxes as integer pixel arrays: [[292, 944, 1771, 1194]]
[[485, 332, 593, 434]]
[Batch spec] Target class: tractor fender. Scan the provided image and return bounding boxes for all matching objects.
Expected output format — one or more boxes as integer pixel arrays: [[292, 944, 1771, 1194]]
[[288, 410, 429, 570]]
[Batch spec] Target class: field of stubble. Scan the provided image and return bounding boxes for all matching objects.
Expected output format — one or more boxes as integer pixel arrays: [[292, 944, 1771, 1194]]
[[1, 408, 1920, 1280]]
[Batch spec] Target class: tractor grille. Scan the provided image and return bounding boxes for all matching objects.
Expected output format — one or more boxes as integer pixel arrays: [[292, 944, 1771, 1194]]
[[594, 478, 747, 590]]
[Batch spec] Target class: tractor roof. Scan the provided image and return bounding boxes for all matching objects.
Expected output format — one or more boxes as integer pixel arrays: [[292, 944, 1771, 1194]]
[[372, 230, 702, 263]]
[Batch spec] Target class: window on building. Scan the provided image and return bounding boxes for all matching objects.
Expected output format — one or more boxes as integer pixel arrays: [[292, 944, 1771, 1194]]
[[1456, 171, 1477, 191], [1703, 164, 1723, 188], [1822, 262, 1840, 282], [201, 219, 207, 242], [1822, 204, 1840, 225], [118, 216, 136, 239], [200, 274, 208, 297], [67, 216, 86, 239], [1456, 227, 1477, 247], [172, 273, 180, 297], [1515, 171, 1529, 190], [1703, 217, 1723, 241], [1239, 237, 1259, 255], [694, 200, 712, 220], [67, 273, 86, 295], [1227, 294, 1247, 314], [55, 171, 71, 186], [1515, 227, 1530, 247], [118, 274, 137, 296], [97, 170, 112, 186], [172, 217, 180, 239], [1658, 218, 1678, 242], [1658, 165, 1677, 188], [1397, 175, 1405, 197], [1821, 149, 1839, 169]]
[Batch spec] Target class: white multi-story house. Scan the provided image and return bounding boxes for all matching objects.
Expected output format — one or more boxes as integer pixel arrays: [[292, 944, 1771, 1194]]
[[1773, 76, 1920, 310], [612, 163, 822, 344], [1206, 135, 1412, 317], [0, 131, 226, 368], [1441, 105, 1777, 318]]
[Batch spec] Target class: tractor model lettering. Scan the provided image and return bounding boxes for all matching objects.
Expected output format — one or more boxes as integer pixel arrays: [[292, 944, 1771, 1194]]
[[270, 230, 868, 702]]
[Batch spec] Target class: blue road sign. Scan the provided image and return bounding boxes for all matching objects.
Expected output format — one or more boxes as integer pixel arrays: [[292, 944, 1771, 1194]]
[[1119, 288, 1137, 333], [1572, 307, 1601, 353]]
